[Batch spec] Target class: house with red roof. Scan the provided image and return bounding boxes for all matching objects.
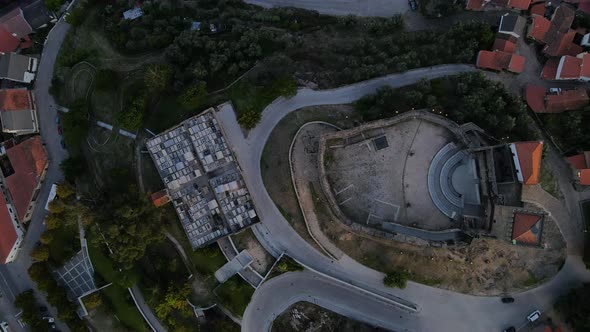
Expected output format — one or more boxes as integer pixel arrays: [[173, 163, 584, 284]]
[[0, 8, 32, 53], [508, 0, 531, 10], [530, 1, 546, 16], [543, 53, 590, 80], [150, 189, 170, 207], [493, 37, 517, 53], [0, 189, 23, 263], [512, 212, 544, 246], [1, 136, 48, 223], [509, 141, 544, 185], [0, 88, 37, 135], [476, 50, 526, 73], [567, 151, 590, 185], [527, 5, 583, 57], [525, 84, 589, 112]]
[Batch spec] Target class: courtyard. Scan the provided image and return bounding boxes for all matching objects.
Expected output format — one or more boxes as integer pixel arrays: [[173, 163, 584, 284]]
[[324, 117, 457, 231]]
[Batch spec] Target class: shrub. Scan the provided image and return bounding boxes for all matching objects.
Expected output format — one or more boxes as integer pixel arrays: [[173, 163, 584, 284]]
[[384, 271, 409, 289], [94, 69, 119, 91]]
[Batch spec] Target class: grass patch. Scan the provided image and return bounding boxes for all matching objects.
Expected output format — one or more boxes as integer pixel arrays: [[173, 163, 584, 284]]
[[540, 164, 559, 198], [164, 215, 226, 276], [523, 273, 540, 287], [214, 275, 255, 318], [86, 231, 145, 331], [265, 255, 304, 281]]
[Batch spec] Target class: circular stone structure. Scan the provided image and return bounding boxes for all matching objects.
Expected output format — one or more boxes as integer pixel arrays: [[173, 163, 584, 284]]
[[319, 111, 482, 233]]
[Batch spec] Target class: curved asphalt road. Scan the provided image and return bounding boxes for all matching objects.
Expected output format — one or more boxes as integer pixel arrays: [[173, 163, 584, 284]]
[[0, 9, 166, 332], [243, 0, 409, 17], [214, 65, 590, 332]]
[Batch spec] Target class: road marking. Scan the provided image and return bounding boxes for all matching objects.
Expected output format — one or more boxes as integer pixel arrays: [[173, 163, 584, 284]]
[[0, 269, 16, 300]]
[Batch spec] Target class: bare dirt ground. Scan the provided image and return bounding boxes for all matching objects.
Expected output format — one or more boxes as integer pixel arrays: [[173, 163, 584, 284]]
[[325, 118, 453, 230], [272, 302, 385, 332], [85, 305, 128, 332], [282, 107, 567, 295], [261, 105, 363, 253], [231, 228, 274, 275]]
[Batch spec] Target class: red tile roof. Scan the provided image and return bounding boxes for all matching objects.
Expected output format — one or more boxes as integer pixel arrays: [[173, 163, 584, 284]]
[[509, 54, 526, 73], [512, 212, 543, 245], [0, 8, 32, 40], [512, 141, 544, 185], [493, 38, 517, 53], [509, 0, 531, 9], [580, 53, 590, 79], [542, 58, 560, 79], [0, 191, 17, 264], [0, 8, 31, 52], [567, 153, 589, 169], [0, 27, 20, 53], [466, 0, 485, 10], [528, 16, 551, 41], [525, 84, 547, 112], [579, 169, 590, 185], [580, 1, 590, 14], [0, 89, 31, 111], [530, 2, 546, 16], [150, 190, 170, 207], [476, 50, 525, 73], [556, 55, 582, 79], [5, 136, 48, 222], [545, 88, 589, 112]]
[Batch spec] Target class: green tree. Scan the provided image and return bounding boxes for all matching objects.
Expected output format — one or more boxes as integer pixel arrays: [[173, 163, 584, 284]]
[[555, 283, 590, 331], [65, 6, 85, 27], [14, 290, 46, 331], [39, 232, 54, 245], [60, 156, 87, 182], [30, 246, 49, 262], [237, 107, 261, 129], [45, 214, 61, 230], [178, 82, 207, 109], [155, 283, 192, 327], [383, 271, 409, 289], [144, 64, 173, 94], [94, 69, 119, 91], [56, 182, 75, 199], [83, 292, 102, 310], [44, 0, 64, 12], [62, 100, 89, 148], [119, 94, 146, 130]]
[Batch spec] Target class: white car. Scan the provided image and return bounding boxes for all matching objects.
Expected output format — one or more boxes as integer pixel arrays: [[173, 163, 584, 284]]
[[527, 310, 541, 322]]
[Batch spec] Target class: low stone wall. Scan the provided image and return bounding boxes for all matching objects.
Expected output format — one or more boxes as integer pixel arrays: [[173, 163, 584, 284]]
[[317, 110, 480, 246]]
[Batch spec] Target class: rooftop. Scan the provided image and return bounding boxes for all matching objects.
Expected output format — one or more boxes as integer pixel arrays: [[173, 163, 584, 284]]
[[0, 52, 38, 83], [146, 109, 259, 248], [150, 190, 170, 207], [510, 141, 543, 185], [476, 50, 525, 73], [0, 191, 17, 264], [528, 15, 551, 41], [493, 38, 516, 53], [5, 136, 48, 222], [512, 212, 543, 245], [508, 0, 530, 10], [499, 14, 526, 36]]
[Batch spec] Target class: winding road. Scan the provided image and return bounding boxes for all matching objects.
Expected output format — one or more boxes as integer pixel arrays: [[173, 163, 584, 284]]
[[243, 0, 408, 17], [215, 65, 590, 332]]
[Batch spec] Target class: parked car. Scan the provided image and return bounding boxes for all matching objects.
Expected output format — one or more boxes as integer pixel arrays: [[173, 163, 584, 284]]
[[527, 310, 541, 322], [54, 115, 60, 124], [501, 297, 514, 303], [42, 317, 55, 323], [57, 125, 63, 135], [549, 88, 562, 93], [503, 327, 515, 332], [408, 0, 417, 10]]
